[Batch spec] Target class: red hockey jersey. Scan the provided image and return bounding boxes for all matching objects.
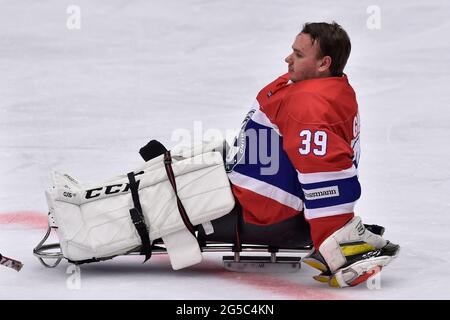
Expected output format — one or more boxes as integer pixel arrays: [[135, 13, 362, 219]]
[[228, 73, 361, 247]]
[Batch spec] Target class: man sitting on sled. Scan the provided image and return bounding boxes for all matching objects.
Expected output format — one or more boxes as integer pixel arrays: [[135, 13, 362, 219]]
[[225, 21, 399, 288], [36, 22, 398, 289]]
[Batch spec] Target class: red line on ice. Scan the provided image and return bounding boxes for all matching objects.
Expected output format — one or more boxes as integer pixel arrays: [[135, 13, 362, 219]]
[[0, 211, 48, 229], [226, 273, 343, 300], [197, 261, 348, 300]]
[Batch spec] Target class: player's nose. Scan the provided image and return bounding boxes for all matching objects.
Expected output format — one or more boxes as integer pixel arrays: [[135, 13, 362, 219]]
[[285, 53, 292, 64]]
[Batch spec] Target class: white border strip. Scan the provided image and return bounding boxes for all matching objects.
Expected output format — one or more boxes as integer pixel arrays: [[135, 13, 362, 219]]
[[297, 165, 357, 184], [304, 201, 356, 219], [228, 171, 303, 211]]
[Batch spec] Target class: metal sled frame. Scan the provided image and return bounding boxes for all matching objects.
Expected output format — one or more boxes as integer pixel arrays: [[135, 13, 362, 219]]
[[33, 226, 313, 272]]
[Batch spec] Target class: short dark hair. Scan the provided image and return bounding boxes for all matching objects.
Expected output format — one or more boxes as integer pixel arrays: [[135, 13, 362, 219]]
[[301, 22, 351, 77]]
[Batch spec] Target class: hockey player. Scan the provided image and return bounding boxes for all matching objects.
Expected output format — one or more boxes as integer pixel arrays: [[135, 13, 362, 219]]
[[227, 22, 399, 288]]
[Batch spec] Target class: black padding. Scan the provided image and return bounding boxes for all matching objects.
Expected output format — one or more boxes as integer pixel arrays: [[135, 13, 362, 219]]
[[198, 206, 313, 249], [139, 140, 167, 162]]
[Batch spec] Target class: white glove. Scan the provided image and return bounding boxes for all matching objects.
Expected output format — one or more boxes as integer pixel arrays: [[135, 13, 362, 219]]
[[303, 216, 400, 288]]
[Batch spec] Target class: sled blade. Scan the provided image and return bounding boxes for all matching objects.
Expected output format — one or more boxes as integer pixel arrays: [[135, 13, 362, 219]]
[[223, 255, 301, 273]]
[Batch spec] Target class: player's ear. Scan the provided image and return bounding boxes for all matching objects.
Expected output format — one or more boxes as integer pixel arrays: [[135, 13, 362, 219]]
[[318, 56, 332, 73]]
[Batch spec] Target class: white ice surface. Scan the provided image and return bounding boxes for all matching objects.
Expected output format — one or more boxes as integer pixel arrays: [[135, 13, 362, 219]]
[[1, 0, 450, 299]]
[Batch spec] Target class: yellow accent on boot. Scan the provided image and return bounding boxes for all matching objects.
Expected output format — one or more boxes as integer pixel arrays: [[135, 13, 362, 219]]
[[328, 276, 342, 288], [341, 243, 376, 257], [313, 274, 331, 283], [303, 258, 328, 272]]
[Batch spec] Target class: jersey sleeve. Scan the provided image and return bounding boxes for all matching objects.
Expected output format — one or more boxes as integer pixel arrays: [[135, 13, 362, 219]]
[[287, 120, 360, 247], [263, 91, 360, 247], [283, 124, 360, 221]]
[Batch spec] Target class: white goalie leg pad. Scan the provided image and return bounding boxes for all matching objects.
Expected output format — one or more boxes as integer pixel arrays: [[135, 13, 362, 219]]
[[319, 216, 387, 272], [162, 229, 202, 270], [47, 149, 235, 263], [171, 138, 226, 160], [45, 191, 58, 228]]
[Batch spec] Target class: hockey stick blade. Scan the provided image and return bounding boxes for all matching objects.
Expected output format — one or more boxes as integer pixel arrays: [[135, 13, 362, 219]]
[[0, 254, 23, 272]]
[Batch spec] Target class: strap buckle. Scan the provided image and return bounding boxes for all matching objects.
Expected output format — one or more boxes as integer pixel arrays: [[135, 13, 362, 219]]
[[164, 152, 172, 165]]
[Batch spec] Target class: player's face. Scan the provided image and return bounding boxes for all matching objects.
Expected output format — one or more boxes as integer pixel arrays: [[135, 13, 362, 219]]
[[285, 33, 325, 82]]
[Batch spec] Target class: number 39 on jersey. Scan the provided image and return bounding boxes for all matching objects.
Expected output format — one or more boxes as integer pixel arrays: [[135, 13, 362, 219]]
[[298, 130, 328, 156]]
